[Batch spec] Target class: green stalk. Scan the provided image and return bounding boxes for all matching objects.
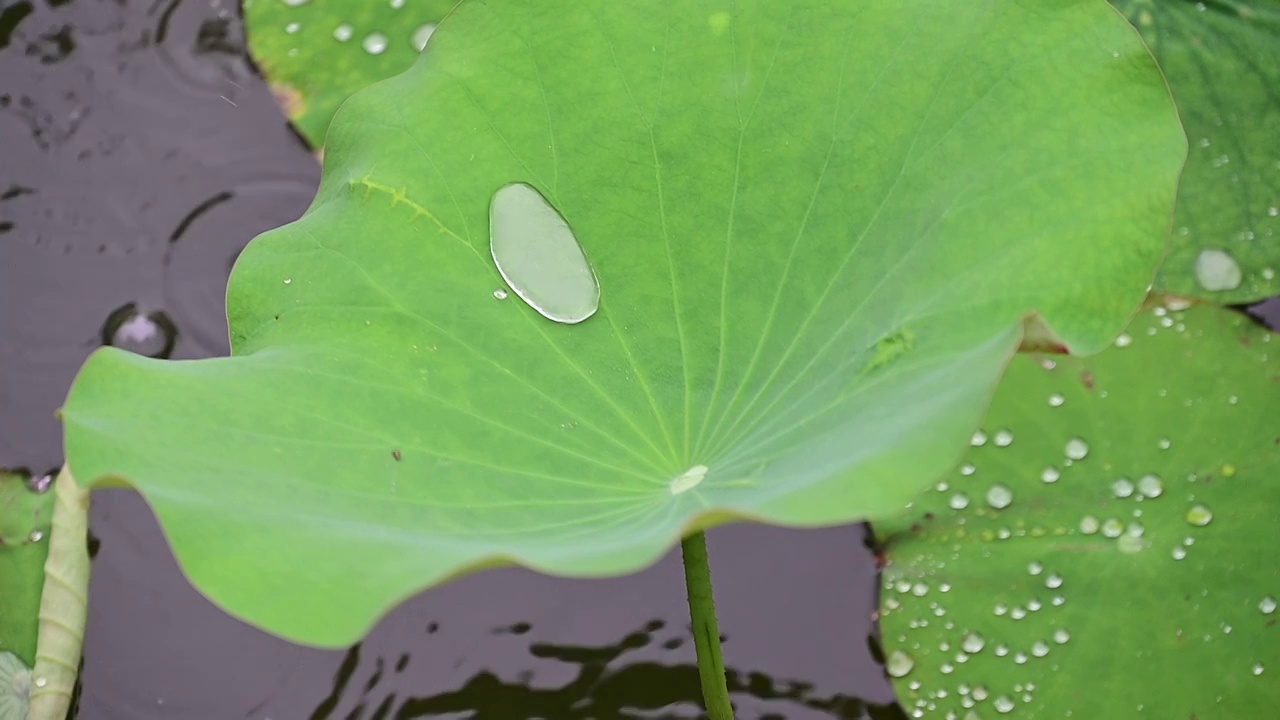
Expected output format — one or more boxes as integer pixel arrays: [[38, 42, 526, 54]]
[[28, 467, 90, 720], [681, 531, 734, 720]]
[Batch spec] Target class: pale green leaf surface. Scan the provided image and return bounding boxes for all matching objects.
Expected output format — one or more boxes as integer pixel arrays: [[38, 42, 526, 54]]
[[244, 0, 454, 147], [0, 472, 53, 667], [1114, 0, 1280, 302], [876, 304, 1280, 718], [0, 652, 30, 720], [63, 0, 1183, 646]]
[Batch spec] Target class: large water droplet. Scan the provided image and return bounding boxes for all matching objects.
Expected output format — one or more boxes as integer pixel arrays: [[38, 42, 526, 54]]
[[993, 429, 1014, 447], [1259, 596, 1277, 615], [1064, 437, 1089, 460], [886, 650, 915, 678], [1195, 249, 1242, 291], [994, 695, 1015, 713], [962, 632, 985, 653], [949, 493, 971, 510], [490, 183, 600, 324], [101, 302, 178, 359], [1041, 466, 1060, 484]]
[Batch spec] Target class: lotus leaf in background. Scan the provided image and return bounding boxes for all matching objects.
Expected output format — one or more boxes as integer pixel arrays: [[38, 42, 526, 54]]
[[1113, 0, 1280, 302], [61, 0, 1184, 647], [876, 303, 1280, 718], [244, 0, 454, 147], [0, 471, 53, 668]]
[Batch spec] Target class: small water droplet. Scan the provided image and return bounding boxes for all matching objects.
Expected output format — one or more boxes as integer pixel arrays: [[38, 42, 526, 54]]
[[949, 493, 970, 510], [961, 632, 985, 654], [1172, 546, 1187, 560], [282, 0, 310, 6], [334, 24, 353, 42], [1186, 504, 1214, 527], [887, 650, 915, 678], [993, 429, 1014, 447], [363, 32, 389, 55], [1260, 596, 1277, 614], [1041, 466, 1060, 484], [1195, 249, 1243, 291], [986, 484, 1013, 510], [34, 676, 47, 688], [1079, 515, 1100, 534], [1031, 641, 1050, 657], [493, 289, 508, 300], [1053, 629, 1070, 644], [1158, 437, 1171, 450], [1064, 438, 1089, 460], [1045, 573, 1063, 589], [1137, 474, 1164, 498], [994, 643, 1009, 656], [971, 430, 988, 447], [959, 463, 975, 476], [390, 0, 405, 8], [1115, 333, 1132, 348], [1010, 606, 1027, 620], [669, 465, 708, 494], [412, 23, 437, 51], [1027, 561, 1043, 576], [1253, 663, 1265, 676], [994, 603, 1008, 616], [491, 183, 600, 324], [1048, 393, 1065, 407], [1112, 477, 1135, 498], [1102, 518, 1125, 538], [28, 530, 44, 542]]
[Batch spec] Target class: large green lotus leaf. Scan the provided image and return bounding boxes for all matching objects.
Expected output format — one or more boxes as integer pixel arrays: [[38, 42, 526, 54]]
[[1113, 0, 1280, 302], [876, 303, 1279, 718], [244, 0, 455, 147], [62, 0, 1184, 646], [0, 471, 53, 667]]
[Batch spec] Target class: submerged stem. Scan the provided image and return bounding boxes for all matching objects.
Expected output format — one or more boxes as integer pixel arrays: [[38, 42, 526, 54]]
[[681, 531, 734, 720]]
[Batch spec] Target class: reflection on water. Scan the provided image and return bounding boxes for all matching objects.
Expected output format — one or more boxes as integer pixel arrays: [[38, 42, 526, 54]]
[[311, 619, 906, 720]]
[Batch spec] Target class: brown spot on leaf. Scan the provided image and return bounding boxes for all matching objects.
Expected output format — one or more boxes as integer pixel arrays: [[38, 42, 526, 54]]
[[269, 82, 305, 119], [1080, 370, 1095, 390]]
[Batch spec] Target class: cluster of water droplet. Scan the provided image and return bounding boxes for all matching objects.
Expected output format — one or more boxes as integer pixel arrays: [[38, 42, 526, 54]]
[[275, 0, 437, 59], [883, 310, 1278, 716]]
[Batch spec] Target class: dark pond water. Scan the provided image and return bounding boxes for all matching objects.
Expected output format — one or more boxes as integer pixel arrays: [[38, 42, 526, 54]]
[[1, 1, 908, 718]]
